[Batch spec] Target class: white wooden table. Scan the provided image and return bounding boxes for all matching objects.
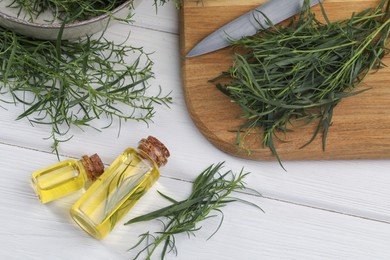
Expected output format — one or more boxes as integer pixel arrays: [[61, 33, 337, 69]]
[[1, 1, 390, 259]]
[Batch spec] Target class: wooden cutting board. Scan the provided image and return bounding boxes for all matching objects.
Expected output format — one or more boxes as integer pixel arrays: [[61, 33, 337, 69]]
[[180, 0, 390, 161]]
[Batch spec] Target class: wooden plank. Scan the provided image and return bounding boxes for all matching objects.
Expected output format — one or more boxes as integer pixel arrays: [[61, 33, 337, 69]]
[[1, 143, 390, 259], [180, 0, 390, 161]]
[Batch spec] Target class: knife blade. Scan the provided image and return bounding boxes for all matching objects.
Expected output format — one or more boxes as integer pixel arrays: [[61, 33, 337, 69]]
[[187, 0, 321, 58]]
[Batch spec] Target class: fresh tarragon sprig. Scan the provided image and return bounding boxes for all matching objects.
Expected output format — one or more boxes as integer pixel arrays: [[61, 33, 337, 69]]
[[125, 162, 263, 260]]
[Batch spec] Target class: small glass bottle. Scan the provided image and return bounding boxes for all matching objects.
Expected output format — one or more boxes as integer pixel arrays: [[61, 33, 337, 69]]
[[32, 154, 104, 204], [70, 136, 170, 240]]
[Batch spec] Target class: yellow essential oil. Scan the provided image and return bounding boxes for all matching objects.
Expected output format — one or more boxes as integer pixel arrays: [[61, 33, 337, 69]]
[[32, 154, 104, 204], [70, 136, 170, 240]]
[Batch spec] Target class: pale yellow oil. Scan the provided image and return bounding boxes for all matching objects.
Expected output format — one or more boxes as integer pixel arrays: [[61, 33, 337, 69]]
[[70, 148, 160, 240], [32, 160, 88, 203]]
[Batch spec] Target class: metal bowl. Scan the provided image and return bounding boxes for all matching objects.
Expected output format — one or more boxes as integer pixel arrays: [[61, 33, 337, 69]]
[[0, 0, 141, 40]]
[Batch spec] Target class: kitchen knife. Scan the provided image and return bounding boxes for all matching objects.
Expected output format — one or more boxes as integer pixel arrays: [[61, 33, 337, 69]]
[[187, 0, 321, 58]]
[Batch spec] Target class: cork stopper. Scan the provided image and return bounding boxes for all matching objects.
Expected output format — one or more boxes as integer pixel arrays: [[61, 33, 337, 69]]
[[137, 136, 170, 167], [80, 154, 105, 181]]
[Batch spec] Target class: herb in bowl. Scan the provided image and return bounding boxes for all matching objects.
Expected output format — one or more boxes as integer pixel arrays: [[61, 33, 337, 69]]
[[8, 0, 132, 23]]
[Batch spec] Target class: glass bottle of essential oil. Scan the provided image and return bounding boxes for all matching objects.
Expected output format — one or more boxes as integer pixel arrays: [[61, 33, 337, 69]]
[[70, 136, 170, 240], [32, 154, 104, 204]]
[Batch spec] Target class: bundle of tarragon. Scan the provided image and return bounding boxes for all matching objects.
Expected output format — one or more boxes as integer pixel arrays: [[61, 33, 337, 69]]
[[214, 0, 390, 166]]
